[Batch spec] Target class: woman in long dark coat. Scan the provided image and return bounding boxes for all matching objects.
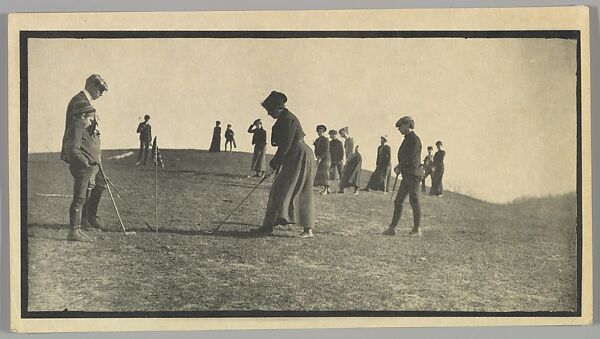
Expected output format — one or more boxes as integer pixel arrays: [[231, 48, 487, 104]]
[[313, 125, 331, 195], [339, 145, 362, 195], [365, 136, 392, 192], [248, 119, 267, 177], [253, 91, 316, 238], [208, 121, 221, 152], [430, 140, 446, 197]]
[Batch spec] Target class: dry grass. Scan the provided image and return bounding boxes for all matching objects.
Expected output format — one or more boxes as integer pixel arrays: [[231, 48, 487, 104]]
[[25, 150, 578, 312]]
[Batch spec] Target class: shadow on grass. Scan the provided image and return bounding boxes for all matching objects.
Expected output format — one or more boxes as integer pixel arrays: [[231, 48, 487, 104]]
[[166, 169, 249, 179]]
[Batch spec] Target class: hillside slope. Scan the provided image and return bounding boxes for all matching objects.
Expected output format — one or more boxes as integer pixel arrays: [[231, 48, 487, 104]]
[[25, 149, 578, 312]]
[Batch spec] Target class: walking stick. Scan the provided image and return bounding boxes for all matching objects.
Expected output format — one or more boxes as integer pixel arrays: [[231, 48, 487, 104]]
[[97, 164, 136, 235], [104, 177, 156, 231], [212, 175, 268, 232], [155, 158, 158, 233]]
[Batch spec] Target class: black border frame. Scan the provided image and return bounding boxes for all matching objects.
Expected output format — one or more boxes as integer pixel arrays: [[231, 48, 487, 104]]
[[19, 30, 583, 319]]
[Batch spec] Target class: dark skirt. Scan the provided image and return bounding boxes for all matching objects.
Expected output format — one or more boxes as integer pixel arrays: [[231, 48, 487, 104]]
[[209, 135, 221, 152], [251, 144, 267, 172], [263, 141, 315, 229], [366, 165, 391, 191], [430, 166, 444, 195], [313, 155, 331, 187], [340, 153, 362, 188]]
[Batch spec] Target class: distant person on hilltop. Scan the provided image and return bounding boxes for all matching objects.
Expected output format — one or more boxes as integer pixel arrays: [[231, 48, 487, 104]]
[[364, 135, 392, 193], [209, 121, 221, 152], [421, 146, 434, 192], [224, 124, 237, 152], [313, 124, 331, 195], [252, 91, 315, 238], [61, 74, 109, 242], [430, 141, 446, 197], [339, 144, 362, 196], [382, 116, 424, 237], [136, 114, 152, 166], [247, 119, 267, 177], [328, 130, 344, 181]]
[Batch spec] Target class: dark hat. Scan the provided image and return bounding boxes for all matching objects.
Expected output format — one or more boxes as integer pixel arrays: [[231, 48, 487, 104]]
[[328, 130, 338, 136], [316, 124, 327, 132], [227, 124, 232, 127], [144, 114, 150, 120], [339, 127, 349, 134], [216, 121, 221, 125], [396, 116, 415, 129], [253, 119, 262, 125], [381, 135, 388, 142], [427, 145, 434, 150], [436, 140, 443, 146], [85, 74, 108, 91], [261, 91, 287, 111]]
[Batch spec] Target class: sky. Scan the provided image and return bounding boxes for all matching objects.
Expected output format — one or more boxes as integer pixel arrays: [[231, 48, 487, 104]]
[[27, 37, 578, 203]]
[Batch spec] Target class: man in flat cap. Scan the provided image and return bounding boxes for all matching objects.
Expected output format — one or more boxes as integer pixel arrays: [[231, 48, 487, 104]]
[[136, 114, 152, 166], [382, 116, 424, 237], [247, 118, 267, 177], [61, 74, 108, 240]]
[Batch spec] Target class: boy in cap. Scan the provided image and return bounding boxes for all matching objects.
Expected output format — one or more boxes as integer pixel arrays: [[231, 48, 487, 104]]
[[328, 130, 344, 181], [224, 124, 237, 152], [60, 74, 109, 240], [136, 114, 152, 166], [382, 116, 424, 237], [248, 119, 267, 177], [421, 146, 434, 192]]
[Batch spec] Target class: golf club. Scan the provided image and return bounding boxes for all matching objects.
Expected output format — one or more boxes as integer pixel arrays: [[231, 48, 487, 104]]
[[105, 177, 156, 231], [212, 174, 268, 233], [97, 164, 136, 235]]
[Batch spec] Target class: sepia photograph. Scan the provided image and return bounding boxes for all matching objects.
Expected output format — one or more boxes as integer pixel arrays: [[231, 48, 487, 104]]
[[7, 7, 592, 332]]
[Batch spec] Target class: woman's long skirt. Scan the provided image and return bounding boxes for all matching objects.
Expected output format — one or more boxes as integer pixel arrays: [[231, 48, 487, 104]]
[[340, 153, 362, 188], [209, 135, 220, 152], [366, 165, 391, 191], [430, 166, 445, 195], [313, 155, 331, 187], [263, 141, 315, 229], [251, 144, 267, 172]]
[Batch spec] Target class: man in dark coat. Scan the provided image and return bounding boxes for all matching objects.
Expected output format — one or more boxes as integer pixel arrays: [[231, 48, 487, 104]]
[[248, 119, 267, 177], [313, 124, 331, 194], [430, 141, 446, 197], [61, 74, 108, 241], [365, 135, 392, 192], [382, 116, 424, 237], [329, 130, 344, 181], [253, 91, 315, 238], [136, 114, 152, 166]]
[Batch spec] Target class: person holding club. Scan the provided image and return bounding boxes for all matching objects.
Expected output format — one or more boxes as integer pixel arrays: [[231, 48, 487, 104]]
[[382, 116, 424, 237], [252, 91, 316, 238], [136, 114, 152, 166], [61, 74, 108, 241]]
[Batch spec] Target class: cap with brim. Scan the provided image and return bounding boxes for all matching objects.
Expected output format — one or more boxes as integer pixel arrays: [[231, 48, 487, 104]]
[[339, 127, 349, 134], [86, 74, 108, 91], [381, 135, 388, 141], [253, 119, 262, 125], [316, 124, 327, 132], [396, 116, 414, 129], [328, 130, 338, 136]]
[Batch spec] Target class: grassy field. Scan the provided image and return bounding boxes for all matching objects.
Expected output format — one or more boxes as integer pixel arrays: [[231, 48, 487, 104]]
[[25, 149, 578, 312]]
